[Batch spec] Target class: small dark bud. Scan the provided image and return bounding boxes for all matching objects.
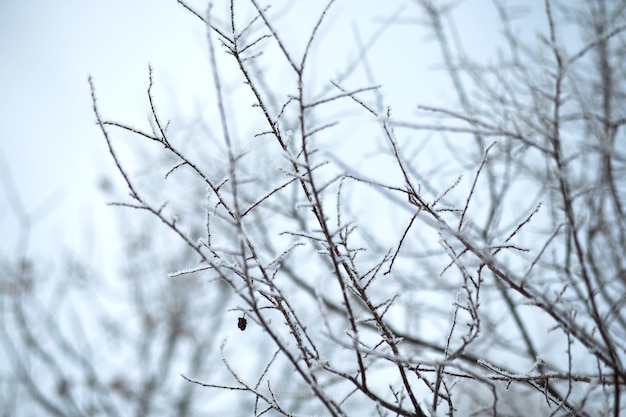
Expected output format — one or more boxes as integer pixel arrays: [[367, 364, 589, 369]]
[[238, 317, 247, 331]]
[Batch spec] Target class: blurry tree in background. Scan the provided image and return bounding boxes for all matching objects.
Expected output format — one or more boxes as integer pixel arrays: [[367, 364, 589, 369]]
[[2, 0, 626, 416], [0, 171, 236, 415]]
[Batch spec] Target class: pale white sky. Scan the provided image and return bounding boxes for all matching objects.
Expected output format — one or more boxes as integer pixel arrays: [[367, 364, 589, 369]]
[[0, 0, 210, 266], [0, 0, 545, 267]]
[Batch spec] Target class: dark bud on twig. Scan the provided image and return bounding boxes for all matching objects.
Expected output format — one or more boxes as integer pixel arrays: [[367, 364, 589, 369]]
[[238, 317, 247, 331]]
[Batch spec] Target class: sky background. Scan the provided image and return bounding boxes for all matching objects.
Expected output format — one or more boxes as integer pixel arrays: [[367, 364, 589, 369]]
[[0, 0, 553, 293], [0, 0, 214, 271], [0, 3, 566, 329], [0, 0, 523, 264]]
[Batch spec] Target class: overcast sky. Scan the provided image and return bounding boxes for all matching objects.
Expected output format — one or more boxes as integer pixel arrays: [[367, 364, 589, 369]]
[[0, 0, 211, 268], [0, 0, 547, 271]]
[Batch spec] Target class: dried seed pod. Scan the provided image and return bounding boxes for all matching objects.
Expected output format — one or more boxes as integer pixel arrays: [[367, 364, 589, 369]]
[[237, 317, 247, 331]]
